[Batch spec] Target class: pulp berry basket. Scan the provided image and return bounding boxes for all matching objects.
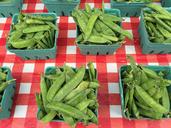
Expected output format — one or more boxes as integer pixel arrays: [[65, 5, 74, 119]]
[[37, 66, 98, 122], [0, 67, 16, 119], [77, 9, 122, 55], [42, 0, 80, 16], [161, 0, 171, 7], [7, 13, 58, 60], [110, 0, 151, 17], [139, 8, 171, 54], [0, 0, 23, 17], [119, 65, 171, 120]]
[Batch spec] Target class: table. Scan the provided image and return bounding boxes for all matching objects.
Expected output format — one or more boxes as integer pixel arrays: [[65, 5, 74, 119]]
[[0, 0, 171, 128]]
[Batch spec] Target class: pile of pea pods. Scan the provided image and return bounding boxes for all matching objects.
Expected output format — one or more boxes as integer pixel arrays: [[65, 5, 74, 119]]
[[36, 62, 99, 127], [122, 56, 171, 119], [8, 13, 57, 50], [72, 4, 133, 45], [144, 4, 171, 43], [0, 68, 15, 110]]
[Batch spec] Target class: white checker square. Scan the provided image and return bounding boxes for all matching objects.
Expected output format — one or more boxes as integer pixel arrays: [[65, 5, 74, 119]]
[[68, 30, 76, 38], [22, 4, 28, 10], [23, 63, 35, 73], [169, 63, 171, 66], [0, 18, 6, 23], [2, 63, 14, 71], [66, 46, 76, 54], [110, 105, 122, 118], [108, 83, 119, 94], [148, 63, 159, 66], [125, 45, 136, 54], [14, 105, 28, 118], [107, 63, 117, 73], [104, 3, 111, 9], [44, 63, 55, 71], [19, 83, 31, 94], [123, 17, 130, 22], [0, 30, 3, 38], [6, 50, 15, 55], [57, 17, 60, 23], [35, 3, 44, 10], [68, 17, 75, 23], [66, 63, 76, 68]]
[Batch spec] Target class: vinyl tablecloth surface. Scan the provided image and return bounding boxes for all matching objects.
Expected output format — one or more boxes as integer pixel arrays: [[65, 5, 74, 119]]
[[0, 0, 171, 128]]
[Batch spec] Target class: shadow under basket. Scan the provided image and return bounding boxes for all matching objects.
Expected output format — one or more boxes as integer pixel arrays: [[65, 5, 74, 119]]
[[37, 66, 98, 122], [0, 0, 23, 17], [76, 8, 122, 55], [7, 13, 58, 60], [42, 0, 80, 16], [0, 67, 16, 119], [119, 65, 171, 120], [139, 8, 171, 54]]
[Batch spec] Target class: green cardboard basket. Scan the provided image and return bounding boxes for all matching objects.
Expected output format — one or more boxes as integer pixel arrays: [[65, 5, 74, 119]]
[[7, 13, 58, 60], [110, 0, 151, 17], [76, 9, 122, 55], [42, 0, 80, 16], [161, 0, 171, 7], [0, 0, 23, 17], [139, 8, 171, 54], [37, 66, 98, 122], [119, 65, 171, 120], [0, 67, 16, 119]]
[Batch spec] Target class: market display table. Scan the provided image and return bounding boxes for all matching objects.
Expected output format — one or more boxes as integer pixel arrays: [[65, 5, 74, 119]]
[[0, 0, 171, 128]]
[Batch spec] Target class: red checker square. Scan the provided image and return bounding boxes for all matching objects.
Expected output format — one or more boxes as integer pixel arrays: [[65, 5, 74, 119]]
[[123, 118, 136, 128], [146, 55, 158, 63], [136, 54, 148, 64], [14, 94, 30, 105], [98, 73, 108, 83], [98, 83, 108, 94], [96, 56, 107, 63], [86, 56, 96, 63], [135, 120, 148, 128], [59, 17, 68, 24], [66, 54, 76, 62], [111, 118, 123, 128], [67, 38, 75, 45], [147, 120, 161, 128], [108, 94, 121, 105], [28, 94, 37, 105], [157, 55, 169, 63], [98, 105, 110, 118], [68, 23, 76, 29], [30, 83, 40, 94], [24, 118, 37, 128], [122, 22, 132, 30], [3, 23, 11, 30], [0, 119, 12, 128], [34, 63, 45, 73], [57, 38, 67, 46], [20, 73, 33, 83], [57, 45, 67, 54], [12, 119, 25, 128], [94, 3, 102, 8], [26, 105, 37, 118], [160, 120, 171, 128], [98, 93, 110, 105], [55, 54, 66, 63], [76, 54, 86, 63], [108, 73, 119, 83], [12, 63, 24, 73], [58, 30, 68, 38]]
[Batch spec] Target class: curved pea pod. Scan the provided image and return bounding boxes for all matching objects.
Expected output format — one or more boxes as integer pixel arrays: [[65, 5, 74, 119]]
[[37, 110, 45, 120], [141, 79, 156, 91], [10, 38, 36, 49], [141, 67, 159, 79], [76, 9, 89, 23], [76, 99, 95, 111], [14, 22, 27, 30], [135, 85, 169, 114], [62, 114, 76, 128], [88, 62, 96, 81], [140, 70, 148, 84], [162, 87, 170, 112], [76, 34, 84, 43], [26, 19, 45, 25], [86, 35, 112, 44], [94, 21, 101, 33], [139, 108, 163, 119], [99, 14, 122, 22], [0, 71, 6, 81], [46, 73, 65, 102], [35, 93, 45, 112], [85, 3, 91, 13], [88, 89, 96, 100], [28, 15, 55, 21], [155, 17, 171, 33], [84, 14, 99, 41], [152, 88, 163, 100], [156, 23, 171, 38], [64, 81, 89, 101], [128, 87, 134, 113], [132, 99, 140, 119], [101, 34, 119, 42], [23, 25, 51, 33], [47, 102, 90, 120], [87, 109, 98, 124], [124, 87, 130, 109], [66, 89, 91, 106], [135, 101, 152, 111], [0, 79, 15, 93], [9, 30, 23, 42], [41, 110, 57, 123], [53, 67, 86, 102], [45, 21, 57, 31]]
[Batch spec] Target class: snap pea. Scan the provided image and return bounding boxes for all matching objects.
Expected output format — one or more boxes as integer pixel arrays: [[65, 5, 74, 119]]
[[87, 109, 98, 124], [26, 19, 45, 25], [47, 102, 90, 120], [86, 35, 112, 44], [132, 99, 140, 119], [53, 67, 85, 102], [62, 114, 76, 128], [162, 87, 170, 112], [23, 25, 51, 33], [28, 15, 55, 21], [41, 110, 57, 123], [85, 3, 91, 13], [156, 24, 171, 38], [0, 79, 15, 93], [139, 108, 163, 119], [9, 30, 23, 42]]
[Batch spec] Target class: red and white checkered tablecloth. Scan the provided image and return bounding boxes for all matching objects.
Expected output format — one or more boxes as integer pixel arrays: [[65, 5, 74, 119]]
[[1, 0, 171, 128]]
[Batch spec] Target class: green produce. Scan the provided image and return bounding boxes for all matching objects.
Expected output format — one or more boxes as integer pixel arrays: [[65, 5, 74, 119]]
[[0, 68, 15, 105], [113, 0, 152, 2], [8, 13, 57, 50], [122, 55, 171, 119], [144, 4, 171, 43], [36, 63, 99, 127], [72, 4, 132, 45]]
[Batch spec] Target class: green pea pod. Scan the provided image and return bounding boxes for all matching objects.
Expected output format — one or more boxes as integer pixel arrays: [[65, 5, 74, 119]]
[[0, 71, 6, 81], [135, 85, 168, 114], [135, 101, 152, 111], [9, 30, 23, 42], [86, 35, 112, 44], [144, 16, 155, 23], [99, 14, 122, 22], [162, 87, 170, 112], [26, 19, 45, 25], [35, 93, 45, 112], [124, 87, 130, 109], [85, 3, 91, 13], [101, 34, 119, 42], [87, 62, 96, 81], [23, 25, 51, 33], [140, 79, 156, 91], [0, 79, 15, 93], [41, 110, 57, 123], [141, 67, 160, 79], [76, 99, 95, 111], [64, 81, 89, 101], [45, 21, 57, 30], [37, 110, 45, 120], [132, 99, 140, 119], [28, 15, 55, 21], [47, 102, 90, 120], [156, 23, 171, 38], [139, 108, 163, 119], [84, 14, 99, 41], [10, 39, 36, 49], [87, 109, 98, 124], [53, 67, 85, 102], [46, 73, 65, 102], [128, 87, 134, 113], [152, 88, 162, 100], [147, 22, 163, 38], [89, 82, 99, 89], [62, 114, 76, 128]]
